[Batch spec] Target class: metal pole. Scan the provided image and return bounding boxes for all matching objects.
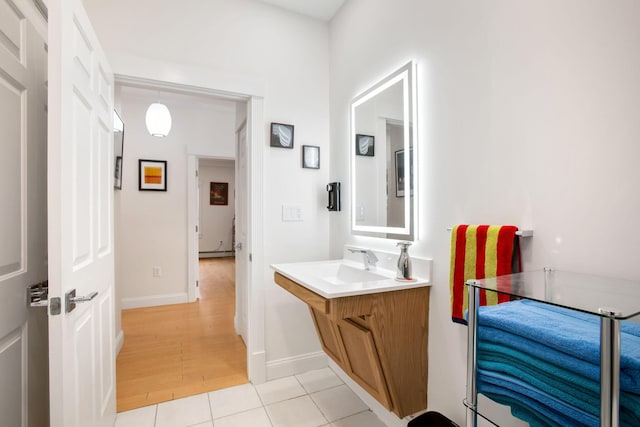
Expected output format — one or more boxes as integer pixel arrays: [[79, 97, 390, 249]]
[[599, 308, 621, 427], [466, 282, 480, 427]]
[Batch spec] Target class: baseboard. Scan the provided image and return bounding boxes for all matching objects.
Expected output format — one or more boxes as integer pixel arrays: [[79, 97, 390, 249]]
[[115, 330, 124, 356], [328, 359, 408, 427], [199, 252, 235, 259], [120, 293, 189, 310], [249, 350, 267, 384], [266, 351, 328, 381]]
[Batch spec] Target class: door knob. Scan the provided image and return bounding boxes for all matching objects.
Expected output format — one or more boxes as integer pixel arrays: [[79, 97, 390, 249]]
[[65, 289, 98, 313]]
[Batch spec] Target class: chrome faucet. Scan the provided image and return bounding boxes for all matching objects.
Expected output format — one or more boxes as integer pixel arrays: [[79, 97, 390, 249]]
[[348, 248, 379, 270]]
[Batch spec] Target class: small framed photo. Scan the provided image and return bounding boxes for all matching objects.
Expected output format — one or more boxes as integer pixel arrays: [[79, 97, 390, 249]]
[[270, 122, 294, 148], [210, 182, 229, 205], [355, 134, 374, 156], [302, 145, 320, 169], [138, 159, 167, 191]]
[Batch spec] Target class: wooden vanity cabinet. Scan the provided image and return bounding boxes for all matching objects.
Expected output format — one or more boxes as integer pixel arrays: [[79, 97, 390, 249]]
[[274, 272, 429, 418]]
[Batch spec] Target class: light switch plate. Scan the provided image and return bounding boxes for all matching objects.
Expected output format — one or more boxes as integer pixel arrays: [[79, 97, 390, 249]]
[[282, 204, 303, 222]]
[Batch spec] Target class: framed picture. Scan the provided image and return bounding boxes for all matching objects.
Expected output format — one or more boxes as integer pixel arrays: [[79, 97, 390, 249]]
[[355, 134, 374, 156], [114, 156, 122, 190], [270, 122, 294, 148], [302, 145, 320, 169], [210, 182, 229, 205], [138, 159, 167, 191], [395, 148, 413, 197]]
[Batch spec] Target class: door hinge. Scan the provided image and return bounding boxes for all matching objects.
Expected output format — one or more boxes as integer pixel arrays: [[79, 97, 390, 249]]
[[196, 280, 199, 288], [249, 253, 252, 262], [196, 225, 199, 233]]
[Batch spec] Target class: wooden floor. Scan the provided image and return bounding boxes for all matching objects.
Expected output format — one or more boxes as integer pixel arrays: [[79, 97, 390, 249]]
[[116, 258, 247, 412]]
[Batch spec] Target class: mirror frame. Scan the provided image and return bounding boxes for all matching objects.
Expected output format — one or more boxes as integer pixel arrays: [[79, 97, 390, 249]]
[[350, 61, 417, 238]]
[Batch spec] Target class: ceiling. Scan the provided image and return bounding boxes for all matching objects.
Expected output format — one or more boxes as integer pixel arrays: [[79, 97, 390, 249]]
[[256, 0, 346, 21]]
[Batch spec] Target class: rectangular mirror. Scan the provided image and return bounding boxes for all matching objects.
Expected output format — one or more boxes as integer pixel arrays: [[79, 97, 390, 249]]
[[113, 109, 124, 190], [351, 61, 417, 239]]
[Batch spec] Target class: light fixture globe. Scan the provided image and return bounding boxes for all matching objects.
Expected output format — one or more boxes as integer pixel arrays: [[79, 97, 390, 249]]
[[145, 102, 172, 137]]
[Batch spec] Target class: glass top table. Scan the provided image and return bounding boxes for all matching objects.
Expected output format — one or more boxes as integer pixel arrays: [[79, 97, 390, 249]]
[[464, 268, 640, 427], [465, 268, 640, 320]]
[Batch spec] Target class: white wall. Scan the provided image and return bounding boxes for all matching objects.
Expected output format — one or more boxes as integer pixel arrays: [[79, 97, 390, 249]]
[[85, 0, 331, 373], [330, 0, 640, 425], [198, 161, 236, 253], [115, 86, 237, 307]]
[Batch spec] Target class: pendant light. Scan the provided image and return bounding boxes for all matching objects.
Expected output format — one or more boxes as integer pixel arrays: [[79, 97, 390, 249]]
[[145, 102, 172, 137]]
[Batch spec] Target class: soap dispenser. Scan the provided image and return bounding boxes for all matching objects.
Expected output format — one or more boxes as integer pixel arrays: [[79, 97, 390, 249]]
[[396, 241, 413, 280]]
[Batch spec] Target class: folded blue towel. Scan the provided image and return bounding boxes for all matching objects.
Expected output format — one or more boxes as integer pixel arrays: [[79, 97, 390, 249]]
[[478, 368, 598, 427], [478, 341, 640, 425], [477, 299, 640, 393]]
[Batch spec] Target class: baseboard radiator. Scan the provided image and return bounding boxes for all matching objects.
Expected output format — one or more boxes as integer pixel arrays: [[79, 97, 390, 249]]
[[199, 250, 235, 259]]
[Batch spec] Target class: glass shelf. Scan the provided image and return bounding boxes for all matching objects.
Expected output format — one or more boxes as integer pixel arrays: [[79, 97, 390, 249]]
[[466, 268, 640, 320]]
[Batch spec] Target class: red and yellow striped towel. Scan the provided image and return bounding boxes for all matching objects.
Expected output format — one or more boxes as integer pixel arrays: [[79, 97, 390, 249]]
[[449, 225, 521, 324]]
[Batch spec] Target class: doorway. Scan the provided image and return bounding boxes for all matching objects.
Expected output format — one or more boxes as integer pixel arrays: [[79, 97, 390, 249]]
[[113, 82, 264, 410]]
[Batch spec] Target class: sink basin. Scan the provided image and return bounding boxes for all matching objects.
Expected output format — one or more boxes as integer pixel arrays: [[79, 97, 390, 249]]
[[271, 259, 429, 298], [321, 263, 389, 285]]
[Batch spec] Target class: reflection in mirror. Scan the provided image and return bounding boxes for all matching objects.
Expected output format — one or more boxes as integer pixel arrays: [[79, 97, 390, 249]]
[[351, 61, 417, 240], [113, 110, 124, 190]]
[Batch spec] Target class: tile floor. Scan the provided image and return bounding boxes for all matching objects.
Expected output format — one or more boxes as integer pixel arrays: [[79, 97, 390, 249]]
[[114, 367, 389, 427]]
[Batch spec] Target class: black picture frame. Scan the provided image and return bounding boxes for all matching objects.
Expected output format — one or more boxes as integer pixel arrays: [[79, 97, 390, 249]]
[[302, 145, 320, 169], [138, 159, 167, 191], [270, 122, 294, 148], [210, 182, 229, 205], [355, 134, 375, 156]]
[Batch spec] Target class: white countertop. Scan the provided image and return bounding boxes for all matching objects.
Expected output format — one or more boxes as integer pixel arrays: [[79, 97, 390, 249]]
[[271, 258, 430, 298]]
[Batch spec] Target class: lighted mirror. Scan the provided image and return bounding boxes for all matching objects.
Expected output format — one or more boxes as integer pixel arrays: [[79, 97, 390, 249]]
[[351, 61, 417, 239]]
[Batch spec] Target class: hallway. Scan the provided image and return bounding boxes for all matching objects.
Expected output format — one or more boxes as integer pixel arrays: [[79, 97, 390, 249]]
[[116, 258, 247, 412]]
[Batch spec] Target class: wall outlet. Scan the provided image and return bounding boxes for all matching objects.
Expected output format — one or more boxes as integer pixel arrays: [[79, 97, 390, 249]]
[[152, 266, 162, 277]]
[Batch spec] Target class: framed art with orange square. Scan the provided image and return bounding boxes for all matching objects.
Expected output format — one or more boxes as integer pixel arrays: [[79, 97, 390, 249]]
[[139, 159, 167, 191]]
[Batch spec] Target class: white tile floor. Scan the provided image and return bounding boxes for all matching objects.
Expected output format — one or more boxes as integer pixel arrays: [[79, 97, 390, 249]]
[[114, 367, 389, 427]]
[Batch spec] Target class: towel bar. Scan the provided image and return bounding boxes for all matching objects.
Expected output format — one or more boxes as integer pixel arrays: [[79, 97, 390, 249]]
[[446, 227, 533, 237]]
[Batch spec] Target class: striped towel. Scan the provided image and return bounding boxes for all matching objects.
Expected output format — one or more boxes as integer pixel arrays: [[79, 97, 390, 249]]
[[449, 225, 521, 324]]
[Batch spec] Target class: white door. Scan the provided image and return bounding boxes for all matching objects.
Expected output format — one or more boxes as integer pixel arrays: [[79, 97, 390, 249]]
[[235, 122, 248, 342], [48, 0, 116, 425], [0, 0, 48, 425]]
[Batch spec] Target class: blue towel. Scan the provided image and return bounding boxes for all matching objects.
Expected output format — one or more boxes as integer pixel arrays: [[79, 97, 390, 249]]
[[477, 299, 640, 393], [478, 368, 598, 427], [478, 341, 640, 425]]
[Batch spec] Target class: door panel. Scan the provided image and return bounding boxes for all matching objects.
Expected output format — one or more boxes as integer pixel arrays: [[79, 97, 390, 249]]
[[48, 0, 116, 425], [0, 0, 48, 426], [235, 122, 248, 341], [0, 326, 26, 426]]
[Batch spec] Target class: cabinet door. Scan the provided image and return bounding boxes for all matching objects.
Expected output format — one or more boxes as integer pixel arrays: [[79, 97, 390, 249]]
[[336, 319, 392, 410], [310, 308, 344, 365]]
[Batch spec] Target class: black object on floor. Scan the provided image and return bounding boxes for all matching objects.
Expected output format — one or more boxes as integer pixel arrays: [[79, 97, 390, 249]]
[[407, 411, 460, 427]]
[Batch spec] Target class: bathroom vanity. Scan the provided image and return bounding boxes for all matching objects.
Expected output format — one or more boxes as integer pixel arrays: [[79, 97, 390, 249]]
[[272, 259, 430, 418]]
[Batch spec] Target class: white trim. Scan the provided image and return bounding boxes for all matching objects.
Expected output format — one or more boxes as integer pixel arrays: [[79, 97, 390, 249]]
[[187, 155, 198, 303], [266, 351, 328, 381], [328, 359, 408, 427], [120, 293, 188, 310], [115, 330, 124, 356], [247, 96, 266, 384]]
